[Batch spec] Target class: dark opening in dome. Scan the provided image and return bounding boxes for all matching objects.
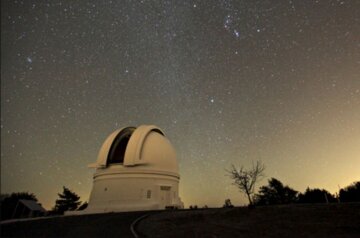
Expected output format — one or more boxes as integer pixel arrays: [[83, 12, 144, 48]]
[[107, 127, 136, 165]]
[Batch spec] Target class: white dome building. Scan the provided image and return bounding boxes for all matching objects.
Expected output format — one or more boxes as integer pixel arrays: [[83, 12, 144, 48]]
[[82, 125, 183, 214]]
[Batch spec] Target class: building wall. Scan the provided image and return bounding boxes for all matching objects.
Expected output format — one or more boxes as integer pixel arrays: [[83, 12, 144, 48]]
[[85, 172, 181, 213]]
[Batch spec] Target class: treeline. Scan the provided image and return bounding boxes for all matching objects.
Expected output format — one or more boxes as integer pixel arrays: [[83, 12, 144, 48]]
[[0, 186, 87, 220], [253, 178, 360, 206], [227, 162, 359, 206]]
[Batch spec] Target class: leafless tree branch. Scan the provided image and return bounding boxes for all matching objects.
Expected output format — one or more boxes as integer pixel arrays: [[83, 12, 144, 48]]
[[226, 161, 265, 205]]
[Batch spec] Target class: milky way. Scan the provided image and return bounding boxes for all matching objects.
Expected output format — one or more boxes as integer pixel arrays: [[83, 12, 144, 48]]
[[1, 0, 359, 208]]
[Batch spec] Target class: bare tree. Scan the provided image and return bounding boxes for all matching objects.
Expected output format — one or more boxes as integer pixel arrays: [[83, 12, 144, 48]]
[[227, 161, 265, 205]]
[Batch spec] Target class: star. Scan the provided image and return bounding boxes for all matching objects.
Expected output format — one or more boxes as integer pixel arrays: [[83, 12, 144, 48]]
[[234, 30, 240, 38], [1, 0, 358, 210]]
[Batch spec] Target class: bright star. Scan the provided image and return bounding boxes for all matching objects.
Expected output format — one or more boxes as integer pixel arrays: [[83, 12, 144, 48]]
[[234, 30, 240, 38]]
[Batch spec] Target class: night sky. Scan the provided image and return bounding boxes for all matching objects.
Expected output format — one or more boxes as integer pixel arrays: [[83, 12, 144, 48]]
[[1, 0, 359, 209]]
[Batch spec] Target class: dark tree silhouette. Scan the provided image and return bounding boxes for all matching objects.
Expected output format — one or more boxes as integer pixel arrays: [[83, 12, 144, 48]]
[[223, 199, 234, 208], [77, 202, 88, 211], [298, 188, 337, 203], [1, 192, 38, 220], [227, 161, 265, 206], [254, 178, 298, 205], [53, 186, 81, 215], [339, 181, 360, 202]]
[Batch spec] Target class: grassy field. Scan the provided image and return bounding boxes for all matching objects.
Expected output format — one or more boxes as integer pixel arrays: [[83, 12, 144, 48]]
[[138, 203, 360, 238], [1, 203, 359, 237]]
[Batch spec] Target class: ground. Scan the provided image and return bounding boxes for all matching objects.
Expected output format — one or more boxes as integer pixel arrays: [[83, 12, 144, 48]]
[[1, 203, 359, 238], [0, 211, 148, 238], [137, 203, 360, 238]]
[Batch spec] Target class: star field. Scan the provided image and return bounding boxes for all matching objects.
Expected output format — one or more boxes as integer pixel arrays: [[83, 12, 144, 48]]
[[1, 0, 360, 208]]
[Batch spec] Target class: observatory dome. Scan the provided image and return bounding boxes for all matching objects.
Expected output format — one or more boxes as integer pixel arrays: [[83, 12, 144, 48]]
[[81, 125, 183, 214], [92, 125, 178, 175]]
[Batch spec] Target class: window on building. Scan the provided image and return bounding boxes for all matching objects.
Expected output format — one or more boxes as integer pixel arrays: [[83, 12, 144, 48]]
[[147, 190, 151, 199], [160, 186, 171, 191]]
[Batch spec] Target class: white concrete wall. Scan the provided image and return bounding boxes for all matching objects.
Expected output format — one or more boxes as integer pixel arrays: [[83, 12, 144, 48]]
[[85, 172, 182, 213]]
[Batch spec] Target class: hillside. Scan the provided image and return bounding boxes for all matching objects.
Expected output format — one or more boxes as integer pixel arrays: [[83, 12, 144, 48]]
[[1, 211, 148, 238], [138, 203, 360, 238], [1, 203, 359, 238]]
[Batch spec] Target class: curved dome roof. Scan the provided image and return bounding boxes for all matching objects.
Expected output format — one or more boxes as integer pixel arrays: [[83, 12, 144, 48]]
[[89, 125, 178, 174]]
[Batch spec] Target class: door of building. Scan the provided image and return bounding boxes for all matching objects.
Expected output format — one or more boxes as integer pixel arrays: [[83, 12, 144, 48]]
[[160, 186, 171, 207]]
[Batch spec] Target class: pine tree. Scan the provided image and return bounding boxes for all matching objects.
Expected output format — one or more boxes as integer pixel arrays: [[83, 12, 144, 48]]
[[254, 178, 298, 205], [339, 181, 360, 202], [298, 188, 337, 203], [77, 202, 88, 211], [53, 186, 81, 214]]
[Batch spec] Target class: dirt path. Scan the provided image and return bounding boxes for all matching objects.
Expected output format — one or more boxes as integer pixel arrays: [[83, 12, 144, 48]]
[[1, 211, 150, 238]]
